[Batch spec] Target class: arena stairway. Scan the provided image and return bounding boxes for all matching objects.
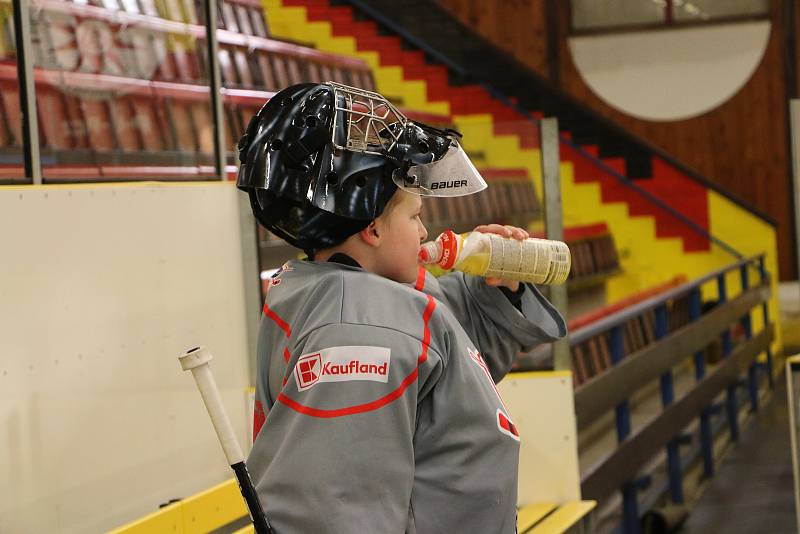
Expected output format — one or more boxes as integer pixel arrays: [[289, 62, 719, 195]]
[[262, 0, 781, 355]]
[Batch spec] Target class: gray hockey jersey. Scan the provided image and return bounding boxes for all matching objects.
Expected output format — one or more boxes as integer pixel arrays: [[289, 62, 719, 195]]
[[247, 259, 566, 533]]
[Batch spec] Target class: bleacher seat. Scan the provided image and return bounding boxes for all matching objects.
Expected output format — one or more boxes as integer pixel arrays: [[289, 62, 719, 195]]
[[566, 276, 689, 385]]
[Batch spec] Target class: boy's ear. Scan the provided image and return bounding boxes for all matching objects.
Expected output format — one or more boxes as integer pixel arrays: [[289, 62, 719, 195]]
[[358, 220, 381, 248]]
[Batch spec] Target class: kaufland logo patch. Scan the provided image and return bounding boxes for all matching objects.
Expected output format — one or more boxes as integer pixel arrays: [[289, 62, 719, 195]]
[[294, 346, 391, 392], [295, 353, 322, 390]]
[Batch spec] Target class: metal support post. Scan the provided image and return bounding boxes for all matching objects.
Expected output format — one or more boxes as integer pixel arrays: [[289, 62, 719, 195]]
[[717, 273, 739, 441], [740, 264, 758, 412], [789, 100, 800, 286], [758, 257, 775, 387], [238, 193, 263, 385], [12, 0, 42, 184], [655, 304, 684, 503], [539, 117, 570, 371], [688, 287, 714, 477], [610, 326, 631, 438], [609, 325, 639, 534], [785, 358, 800, 534], [203, 0, 228, 180]]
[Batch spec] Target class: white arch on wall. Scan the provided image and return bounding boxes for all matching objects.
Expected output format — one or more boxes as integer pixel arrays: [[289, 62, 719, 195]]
[[568, 21, 771, 122]]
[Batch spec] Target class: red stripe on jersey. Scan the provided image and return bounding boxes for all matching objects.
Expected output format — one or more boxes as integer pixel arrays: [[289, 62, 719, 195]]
[[263, 302, 292, 338], [283, 347, 291, 363], [414, 266, 426, 291], [418, 296, 434, 365], [253, 399, 266, 441], [276, 295, 436, 418]]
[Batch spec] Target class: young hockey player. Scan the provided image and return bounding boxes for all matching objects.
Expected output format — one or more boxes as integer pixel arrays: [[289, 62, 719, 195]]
[[236, 82, 566, 533]]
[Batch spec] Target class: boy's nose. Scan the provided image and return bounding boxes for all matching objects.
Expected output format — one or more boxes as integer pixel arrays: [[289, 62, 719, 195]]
[[418, 221, 428, 242]]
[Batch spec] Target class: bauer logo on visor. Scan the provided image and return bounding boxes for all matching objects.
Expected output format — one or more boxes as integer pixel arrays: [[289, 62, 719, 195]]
[[294, 346, 391, 392], [397, 142, 487, 197]]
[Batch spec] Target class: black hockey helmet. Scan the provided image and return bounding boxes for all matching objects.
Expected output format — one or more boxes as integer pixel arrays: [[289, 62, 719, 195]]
[[236, 82, 486, 254]]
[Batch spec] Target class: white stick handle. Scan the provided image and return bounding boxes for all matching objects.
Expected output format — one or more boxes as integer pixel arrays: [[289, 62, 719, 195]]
[[179, 346, 244, 465]]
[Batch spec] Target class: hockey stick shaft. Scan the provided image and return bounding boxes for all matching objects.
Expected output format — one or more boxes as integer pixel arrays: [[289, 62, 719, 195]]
[[179, 347, 274, 534]]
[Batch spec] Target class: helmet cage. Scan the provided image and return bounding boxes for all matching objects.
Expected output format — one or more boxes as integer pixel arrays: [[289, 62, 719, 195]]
[[327, 82, 487, 198], [329, 82, 408, 156]]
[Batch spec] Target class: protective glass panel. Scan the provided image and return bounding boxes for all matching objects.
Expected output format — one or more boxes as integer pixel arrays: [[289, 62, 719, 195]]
[[571, 0, 664, 30], [217, 0, 270, 175], [672, 0, 768, 21], [217, 0, 276, 293], [0, 1, 24, 181], [220, 11, 376, 179], [30, 0, 217, 182]]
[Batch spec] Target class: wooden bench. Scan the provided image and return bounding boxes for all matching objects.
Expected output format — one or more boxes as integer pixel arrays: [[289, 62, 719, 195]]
[[518, 501, 596, 534], [565, 275, 688, 385]]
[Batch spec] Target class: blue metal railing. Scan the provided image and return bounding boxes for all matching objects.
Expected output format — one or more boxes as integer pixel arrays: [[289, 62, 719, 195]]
[[523, 254, 772, 534], [598, 255, 770, 534]]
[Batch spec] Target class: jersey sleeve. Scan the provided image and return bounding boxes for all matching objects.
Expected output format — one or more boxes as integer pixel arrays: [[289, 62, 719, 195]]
[[247, 319, 444, 533], [420, 269, 566, 382]]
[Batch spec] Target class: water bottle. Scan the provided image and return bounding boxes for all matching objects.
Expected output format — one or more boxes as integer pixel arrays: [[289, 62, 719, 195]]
[[418, 229, 571, 285]]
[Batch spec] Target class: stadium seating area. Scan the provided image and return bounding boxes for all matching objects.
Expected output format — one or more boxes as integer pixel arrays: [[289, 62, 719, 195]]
[[0, 0, 374, 179]]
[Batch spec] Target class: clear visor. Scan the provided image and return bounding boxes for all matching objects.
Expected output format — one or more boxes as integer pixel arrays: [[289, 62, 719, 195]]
[[393, 143, 488, 197]]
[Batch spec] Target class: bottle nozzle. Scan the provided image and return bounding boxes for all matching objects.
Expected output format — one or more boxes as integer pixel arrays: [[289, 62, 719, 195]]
[[418, 240, 442, 264]]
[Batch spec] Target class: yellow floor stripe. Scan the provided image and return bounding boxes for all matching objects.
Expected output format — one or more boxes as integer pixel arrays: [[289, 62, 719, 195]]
[[517, 503, 556, 532], [109, 479, 249, 533], [180, 479, 248, 534], [509, 371, 572, 380], [106, 501, 184, 534], [528, 501, 596, 534]]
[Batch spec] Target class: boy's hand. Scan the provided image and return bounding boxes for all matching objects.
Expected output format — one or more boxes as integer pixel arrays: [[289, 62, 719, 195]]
[[472, 224, 529, 292]]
